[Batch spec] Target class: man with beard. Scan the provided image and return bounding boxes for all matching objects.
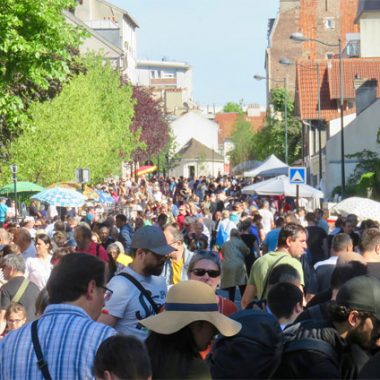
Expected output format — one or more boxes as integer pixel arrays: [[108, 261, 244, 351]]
[[274, 276, 380, 379], [332, 276, 380, 379], [98, 226, 174, 340]]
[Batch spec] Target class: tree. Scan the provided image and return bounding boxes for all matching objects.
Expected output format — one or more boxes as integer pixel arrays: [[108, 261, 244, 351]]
[[223, 101, 244, 113], [130, 85, 171, 163], [4, 56, 138, 185], [254, 88, 301, 164], [229, 114, 255, 166], [0, 0, 83, 158], [341, 149, 380, 199]]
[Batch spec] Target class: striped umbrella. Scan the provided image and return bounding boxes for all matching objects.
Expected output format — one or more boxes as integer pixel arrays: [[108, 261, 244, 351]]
[[95, 190, 115, 204], [31, 187, 86, 207]]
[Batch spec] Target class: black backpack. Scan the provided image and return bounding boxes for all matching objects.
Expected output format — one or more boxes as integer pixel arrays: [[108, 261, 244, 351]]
[[273, 320, 341, 379], [208, 309, 283, 379]]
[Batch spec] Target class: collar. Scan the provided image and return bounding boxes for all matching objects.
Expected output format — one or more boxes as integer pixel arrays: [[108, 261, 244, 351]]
[[42, 303, 91, 319]]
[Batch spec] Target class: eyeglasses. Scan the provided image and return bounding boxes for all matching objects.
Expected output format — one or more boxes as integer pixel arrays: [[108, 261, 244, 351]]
[[99, 285, 113, 302], [145, 250, 169, 260], [190, 268, 221, 278]]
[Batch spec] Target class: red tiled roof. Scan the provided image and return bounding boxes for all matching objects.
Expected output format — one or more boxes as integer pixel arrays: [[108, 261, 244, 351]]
[[296, 60, 340, 121], [296, 58, 380, 121], [214, 112, 266, 144], [328, 58, 380, 99]]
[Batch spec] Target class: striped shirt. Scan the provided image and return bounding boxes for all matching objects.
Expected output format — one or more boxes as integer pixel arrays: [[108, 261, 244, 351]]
[[0, 304, 116, 380]]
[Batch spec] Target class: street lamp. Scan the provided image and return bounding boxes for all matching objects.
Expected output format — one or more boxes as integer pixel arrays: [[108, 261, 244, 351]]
[[279, 57, 323, 182], [290, 32, 345, 196], [253, 74, 289, 164]]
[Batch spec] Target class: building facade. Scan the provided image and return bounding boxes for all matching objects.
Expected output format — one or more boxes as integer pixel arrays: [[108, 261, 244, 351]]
[[136, 59, 193, 115], [74, 0, 139, 83]]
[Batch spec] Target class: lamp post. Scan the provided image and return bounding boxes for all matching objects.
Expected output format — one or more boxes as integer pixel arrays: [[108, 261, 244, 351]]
[[10, 164, 17, 223], [254, 74, 289, 164], [290, 32, 345, 196], [279, 57, 323, 182]]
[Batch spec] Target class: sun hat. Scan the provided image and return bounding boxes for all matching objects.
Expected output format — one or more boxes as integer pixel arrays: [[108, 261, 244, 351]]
[[336, 276, 380, 319], [140, 280, 242, 336], [131, 225, 175, 256]]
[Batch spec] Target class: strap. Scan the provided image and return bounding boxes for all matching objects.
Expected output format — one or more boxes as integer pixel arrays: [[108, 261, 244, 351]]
[[260, 254, 287, 300], [118, 272, 160, 314], [11, 278, 30, 303], [284, 338, 338, 363], [308, 305, 324, 321], [96, 244, 100, 257], [31, 320, 52, 380]]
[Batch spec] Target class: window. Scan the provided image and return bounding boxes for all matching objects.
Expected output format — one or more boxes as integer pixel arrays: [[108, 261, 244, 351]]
[[324, 17, 335, 30], [326, 52, 334, 59], [161, 71, 175, 79]]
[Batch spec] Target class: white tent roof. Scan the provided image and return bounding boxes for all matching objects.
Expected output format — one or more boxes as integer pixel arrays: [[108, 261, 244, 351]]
[[244, 154, 288, 177], [242, 175, 324, 198]]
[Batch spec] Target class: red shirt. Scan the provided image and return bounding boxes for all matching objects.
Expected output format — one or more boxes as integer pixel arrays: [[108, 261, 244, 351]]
[[76, 242, 109, 262]]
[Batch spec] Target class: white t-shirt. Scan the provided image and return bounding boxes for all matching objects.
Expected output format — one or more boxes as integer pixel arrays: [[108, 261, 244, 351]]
[[104, 266, 167, 341], [25, 256, 52, 290], [259, 209, 274, 235]]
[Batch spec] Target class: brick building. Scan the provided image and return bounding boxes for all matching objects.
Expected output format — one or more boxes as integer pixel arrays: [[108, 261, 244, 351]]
[[266, 0, 359, 101]]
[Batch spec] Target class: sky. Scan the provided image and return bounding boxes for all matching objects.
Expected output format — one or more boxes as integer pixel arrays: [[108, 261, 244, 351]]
[[110, 0, 279, 107]]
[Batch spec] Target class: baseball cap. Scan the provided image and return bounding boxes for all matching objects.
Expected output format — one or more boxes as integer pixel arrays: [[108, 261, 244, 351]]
[[336, 276, 380, 319], [131, 225, 175, 256]]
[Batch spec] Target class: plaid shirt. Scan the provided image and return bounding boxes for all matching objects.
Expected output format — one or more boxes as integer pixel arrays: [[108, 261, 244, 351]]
[[0, 304, 116, 379]]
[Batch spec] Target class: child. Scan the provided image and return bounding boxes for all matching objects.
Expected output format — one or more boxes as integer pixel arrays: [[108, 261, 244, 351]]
[[3, 303, 27, 336]]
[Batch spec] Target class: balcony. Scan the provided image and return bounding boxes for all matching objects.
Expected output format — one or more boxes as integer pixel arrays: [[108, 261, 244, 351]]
[[150, 78, 177, 86]]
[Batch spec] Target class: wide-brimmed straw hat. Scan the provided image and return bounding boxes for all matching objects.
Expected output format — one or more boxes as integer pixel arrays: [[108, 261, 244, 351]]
[[140, 280, 242, 337]]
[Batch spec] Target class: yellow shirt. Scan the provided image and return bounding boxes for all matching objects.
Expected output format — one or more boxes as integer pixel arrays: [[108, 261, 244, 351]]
[[171, 258, 184, 284], [116, 253, 133, 267]]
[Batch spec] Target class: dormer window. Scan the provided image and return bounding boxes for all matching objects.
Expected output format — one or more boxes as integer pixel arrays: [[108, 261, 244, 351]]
[[324, 17, 335, 30]]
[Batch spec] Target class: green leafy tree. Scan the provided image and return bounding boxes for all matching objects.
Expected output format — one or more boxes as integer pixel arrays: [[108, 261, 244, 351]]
[[229, 114, 255, 166], [0, 0, 83, 158], [341, 149, 380, 199], [254, 88, 301, 164], [223, 101, 244, 113], [3, 56, 139, 185]]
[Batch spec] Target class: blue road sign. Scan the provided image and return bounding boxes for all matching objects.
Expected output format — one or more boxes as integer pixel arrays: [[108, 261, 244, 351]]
[[289, 167, 306, 185]]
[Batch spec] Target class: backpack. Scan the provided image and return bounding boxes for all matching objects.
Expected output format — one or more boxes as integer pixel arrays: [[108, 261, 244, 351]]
[[273, 320, 341, 379], [216, 225, 228, 247], [208, 309, 284, 379]]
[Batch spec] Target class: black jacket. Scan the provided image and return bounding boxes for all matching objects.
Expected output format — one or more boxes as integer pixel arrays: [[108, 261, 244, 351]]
[[273, 320, 344, 379]]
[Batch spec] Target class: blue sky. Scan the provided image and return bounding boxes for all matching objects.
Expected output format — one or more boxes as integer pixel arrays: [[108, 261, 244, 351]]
[[110, 0, 279, 107]]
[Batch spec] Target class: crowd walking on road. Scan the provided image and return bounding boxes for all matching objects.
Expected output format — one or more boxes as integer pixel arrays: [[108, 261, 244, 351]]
[[0, 174, 380, 379]]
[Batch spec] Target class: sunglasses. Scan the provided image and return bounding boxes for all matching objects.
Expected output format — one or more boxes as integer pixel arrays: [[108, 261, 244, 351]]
[[196, 250, 220, 258], [190, 268, 221, 278], [99, 285, 113, 302]]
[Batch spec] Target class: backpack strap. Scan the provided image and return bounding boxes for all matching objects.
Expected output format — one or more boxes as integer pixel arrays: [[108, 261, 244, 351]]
[[260, 255, 287, 300], [307, 305, 325, 321], [31, 320, 52, 380], [284, 338, 339, 364], [12, 278, 30, 303], [118, 272, 160, 314], [96, 244, 100, 257]]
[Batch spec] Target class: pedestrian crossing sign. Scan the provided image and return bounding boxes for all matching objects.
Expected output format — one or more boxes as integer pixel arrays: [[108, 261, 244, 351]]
[[289, 167, 306, 184]]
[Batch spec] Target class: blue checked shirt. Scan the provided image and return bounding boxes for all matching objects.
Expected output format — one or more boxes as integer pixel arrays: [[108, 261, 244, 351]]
[[0, 304, 116, 379]]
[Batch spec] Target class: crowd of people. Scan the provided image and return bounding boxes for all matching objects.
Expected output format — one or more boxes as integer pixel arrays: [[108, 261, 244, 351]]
[[0, 174, 379, 379]]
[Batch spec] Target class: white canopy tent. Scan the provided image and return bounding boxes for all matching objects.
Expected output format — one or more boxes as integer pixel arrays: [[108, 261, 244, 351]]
[[244, 154, 288, 177], [242, 175, 324, 198]]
